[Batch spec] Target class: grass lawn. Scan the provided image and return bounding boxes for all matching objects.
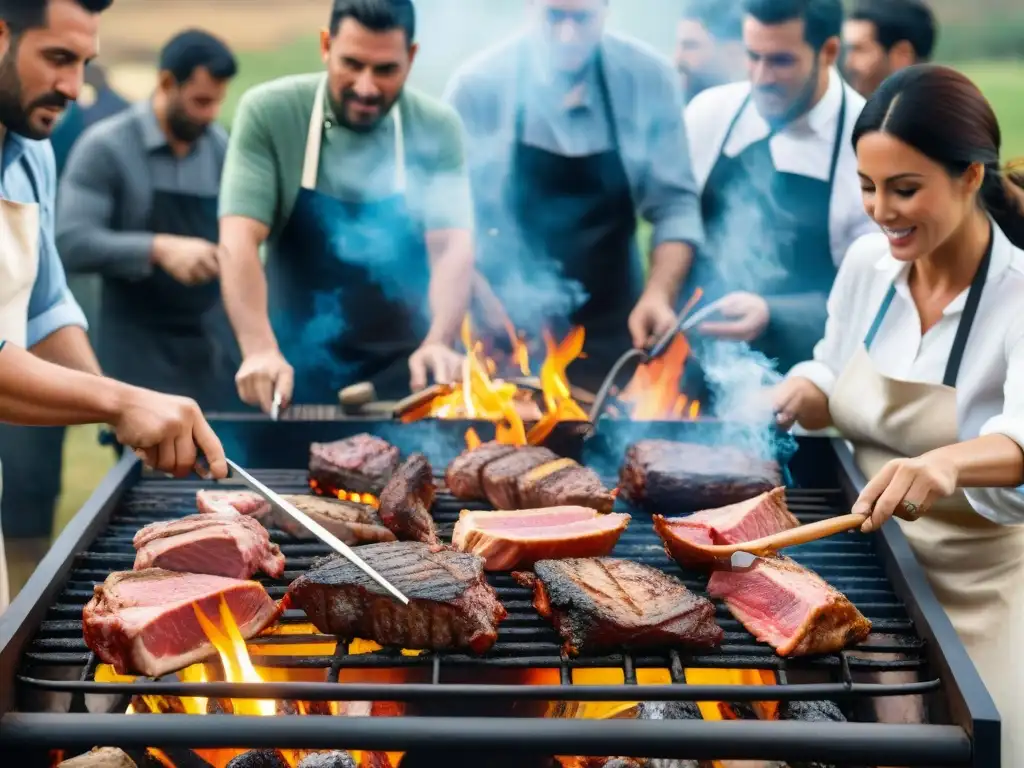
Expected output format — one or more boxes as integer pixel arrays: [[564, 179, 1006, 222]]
[[49, 59, 1024, 537]]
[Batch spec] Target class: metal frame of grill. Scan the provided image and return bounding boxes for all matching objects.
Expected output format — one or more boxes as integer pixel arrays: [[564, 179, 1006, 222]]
[[0, 418, 1001, 766]]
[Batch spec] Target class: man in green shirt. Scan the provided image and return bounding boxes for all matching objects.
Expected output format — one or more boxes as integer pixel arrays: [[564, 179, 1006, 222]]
[[219, 0, 473, 410]]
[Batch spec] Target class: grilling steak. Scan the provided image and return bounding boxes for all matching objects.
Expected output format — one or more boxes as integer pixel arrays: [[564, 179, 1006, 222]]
[[196, 489, 271, 518], [446, 441, 518, 499], [708, 555, 872, 656], [653, 487, 798, 568], [83, 569, 280, 677], [515, 558, 723, 655], [618, 440, 781, 511], [287, 542, 506, 653], [453, 507, 630, 570], [132, 510, 285, 579], [517, 458, 615, 514], [377, 452, 437, 544], [275, 494, 396, 544], [481, 446, 559, 508], [309, 433, 400, 496]]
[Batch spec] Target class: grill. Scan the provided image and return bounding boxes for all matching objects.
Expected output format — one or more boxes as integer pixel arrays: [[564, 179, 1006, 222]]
[[0, 418, 1000, 767]]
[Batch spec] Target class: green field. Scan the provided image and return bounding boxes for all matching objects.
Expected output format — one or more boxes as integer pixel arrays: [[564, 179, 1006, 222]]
[[50, 58, 1024, 560]]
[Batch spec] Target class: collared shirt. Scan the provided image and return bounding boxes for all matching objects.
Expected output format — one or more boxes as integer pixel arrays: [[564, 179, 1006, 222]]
[[0, 130, 86, 346], [685, 67, 875, 266], [789, 225, 1024, 524], [442, 31, 705, 250], [55, 100, 227, 281]]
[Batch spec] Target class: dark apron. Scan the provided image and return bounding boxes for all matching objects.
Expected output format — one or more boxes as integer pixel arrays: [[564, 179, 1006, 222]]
[[265, 77, 430, 404], [476, 51, 640, 392], [98, 189, 241, 410], [686, 86, 847, 378]]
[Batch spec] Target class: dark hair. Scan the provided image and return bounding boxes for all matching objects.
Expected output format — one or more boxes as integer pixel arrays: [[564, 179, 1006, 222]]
[[849, 0, 936, 61], [682, 0, 743, 41], [852, 64, 1024, 248], [742, 0, 843, 50], [159, 29, 237, 84], [329, 0, 416, 44], [0, 0, 112, 34]]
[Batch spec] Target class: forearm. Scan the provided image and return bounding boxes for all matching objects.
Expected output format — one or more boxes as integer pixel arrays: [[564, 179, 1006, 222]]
[[643, 241, 692, 302], [58, 226, 155, 281], [926, 435, 1024, 488], [425, 230, 474, 345], [219, 229, 278, 357], [0, 342, 122, 426], [31, 325, 102, 375]]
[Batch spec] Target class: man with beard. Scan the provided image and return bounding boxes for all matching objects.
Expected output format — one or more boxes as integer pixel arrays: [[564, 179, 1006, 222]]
[[842, 0, 937, 98], [682, 0, 874, 377], [444, 0, 704, 392], [676, 0, 747, 103], [218, 0, 472, 411], [56, 30, 240, 410]]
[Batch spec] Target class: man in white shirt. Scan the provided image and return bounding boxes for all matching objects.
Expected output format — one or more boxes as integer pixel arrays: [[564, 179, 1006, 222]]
[[683, 0, 875, 375]]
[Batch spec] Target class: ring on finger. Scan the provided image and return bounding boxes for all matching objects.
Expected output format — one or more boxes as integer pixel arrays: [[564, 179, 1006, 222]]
[[900, 499, 923, 519]]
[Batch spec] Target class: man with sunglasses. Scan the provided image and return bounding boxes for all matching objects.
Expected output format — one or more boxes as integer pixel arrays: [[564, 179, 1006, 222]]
[[444, 0, 704, 392]]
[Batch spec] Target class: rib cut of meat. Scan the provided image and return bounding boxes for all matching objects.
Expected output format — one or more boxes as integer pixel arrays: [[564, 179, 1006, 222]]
[[276, 494, 396, 545], [653, 487, 798, 568], [618, 440, 780, 511], [377, 453, 437, 544], [481, 446, 559, 509], [309, 433, 400, 496], [287, 542, 506, 653], [83, 569, 280, 677], [517, 458, 615, 514], [453, 507, 630, 570], [446, 442, 518, 500], [707, 555, 871, 656], [133, 510, 285, 579], [514, 558, 723, 655], [196, 489, 271, 519]]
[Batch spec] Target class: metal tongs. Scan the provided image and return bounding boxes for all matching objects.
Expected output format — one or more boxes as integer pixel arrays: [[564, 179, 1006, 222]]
[[223, 458, 410, 605]]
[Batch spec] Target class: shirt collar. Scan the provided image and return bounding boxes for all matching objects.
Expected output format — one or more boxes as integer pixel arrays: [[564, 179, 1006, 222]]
[[0, 126, 27, 176], [784, 66, 842, 139], [525, 36, 599, 112], [135, 99, 169, 151]]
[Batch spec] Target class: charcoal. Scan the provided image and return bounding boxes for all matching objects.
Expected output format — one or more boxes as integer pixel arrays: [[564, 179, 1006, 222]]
[[57, 748, 137, 767], [226, 751, 289, 768], [297, 752, 357, 768]]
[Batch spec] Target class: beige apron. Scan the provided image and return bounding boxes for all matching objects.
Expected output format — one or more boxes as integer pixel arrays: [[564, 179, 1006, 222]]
[[829, 238, 1023, 767], [0, 140, 42, 612]]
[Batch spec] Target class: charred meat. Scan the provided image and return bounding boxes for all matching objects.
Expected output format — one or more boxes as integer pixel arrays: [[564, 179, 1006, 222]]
[[708, 555, 872, 656], [653, 487, 798, 568], [480, 446, 560, 509], [287, 542, 506, 653], [515, 558, 723, 655], [276, 494, 396, 545], [453, 507, 630, 570], [83, 569, 280, 677], [309, 433, 400, 496], [517, 458, 615, 514], [618, 440, 780, 511], [377, 453, 438, 544], [446, 441, 518, 499], [132, 510, 285, 579]]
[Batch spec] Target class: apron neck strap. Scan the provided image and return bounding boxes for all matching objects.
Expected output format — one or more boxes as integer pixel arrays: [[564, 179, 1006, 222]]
[[301, 75, 406, 193], [864, 223, 996, 387]]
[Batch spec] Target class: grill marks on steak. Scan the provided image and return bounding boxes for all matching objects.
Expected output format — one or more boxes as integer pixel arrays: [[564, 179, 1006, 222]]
[[515, 558, 723, 655], [377, 453, 438, 544], [132, 510, 285, 579], [287, 542, 506, 653], [481, 446, 559, 509], [653, 487, 798, 568], [276, 494, 396, 545], [83, 569, 280, 677], [453, 507, 630, 570], [619, 440, 781, 511], [446, 441, 517, 499], [309, 433, 400, 496], [708, 555, 871, 656]]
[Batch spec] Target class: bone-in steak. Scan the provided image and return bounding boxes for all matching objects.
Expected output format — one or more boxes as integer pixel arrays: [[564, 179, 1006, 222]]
[[653, 487, 798, 568], [453, 507, 630, 571], [618, 440, 781, 511], [515, 558, 723, 655], [133, 510, 285, 579], [287, 542, 506, 653], [83, 569, 280, 677], [309, 433, 400, 496], [446, 441, 518, 500], [480, 446, 559, 509], [276, 494, 396, 545], [707, 555, 872, 656], [377, 453, 437, 544], [517, 458, 615, 514]]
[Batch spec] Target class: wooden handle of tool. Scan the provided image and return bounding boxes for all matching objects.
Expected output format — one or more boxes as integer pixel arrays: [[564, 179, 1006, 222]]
[[338, 381, 377, 407], [700, 513, 866, 558]]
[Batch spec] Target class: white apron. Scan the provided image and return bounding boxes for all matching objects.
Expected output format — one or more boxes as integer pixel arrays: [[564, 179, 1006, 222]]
[[0, 137, 42, 612], [829, 236, 1023, 767]]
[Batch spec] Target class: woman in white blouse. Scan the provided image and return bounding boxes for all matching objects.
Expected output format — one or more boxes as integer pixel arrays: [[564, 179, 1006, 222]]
[[772, 64, 1024, 765]]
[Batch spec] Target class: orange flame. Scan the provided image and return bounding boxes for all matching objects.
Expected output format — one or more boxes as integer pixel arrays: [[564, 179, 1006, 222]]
[[619, 334, 701, 421], [309, 478, 380, 508]]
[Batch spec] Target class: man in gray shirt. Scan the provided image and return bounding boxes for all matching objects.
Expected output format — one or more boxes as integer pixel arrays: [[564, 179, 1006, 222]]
[[57, 30, 241, 410], [444, 0, 704, 391]]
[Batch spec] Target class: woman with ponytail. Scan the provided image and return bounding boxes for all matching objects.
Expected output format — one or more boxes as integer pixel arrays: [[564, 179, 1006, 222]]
[[771, 63, 1024, 764]]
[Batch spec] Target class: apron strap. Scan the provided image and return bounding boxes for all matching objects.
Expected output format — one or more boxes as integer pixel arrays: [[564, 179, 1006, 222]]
[[300, 75, 406, 193]]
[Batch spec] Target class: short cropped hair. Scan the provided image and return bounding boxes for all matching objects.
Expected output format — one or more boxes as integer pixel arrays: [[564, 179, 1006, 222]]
[[0, 0, 112, 34], [743, 0, 843, 50], [159, 29, 238, 84], [329, 0, 416, 44], [849, 0, 937, 61]]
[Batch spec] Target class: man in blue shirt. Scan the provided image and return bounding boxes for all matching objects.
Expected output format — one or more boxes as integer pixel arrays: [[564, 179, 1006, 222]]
[[443, 0, 704, 392]]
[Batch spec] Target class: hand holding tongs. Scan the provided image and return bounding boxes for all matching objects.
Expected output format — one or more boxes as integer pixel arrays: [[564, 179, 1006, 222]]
[[223, 458, 410, 605]]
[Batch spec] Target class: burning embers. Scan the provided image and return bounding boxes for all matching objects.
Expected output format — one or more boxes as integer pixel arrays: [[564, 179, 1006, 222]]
[[618, 335, 701, 421]]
